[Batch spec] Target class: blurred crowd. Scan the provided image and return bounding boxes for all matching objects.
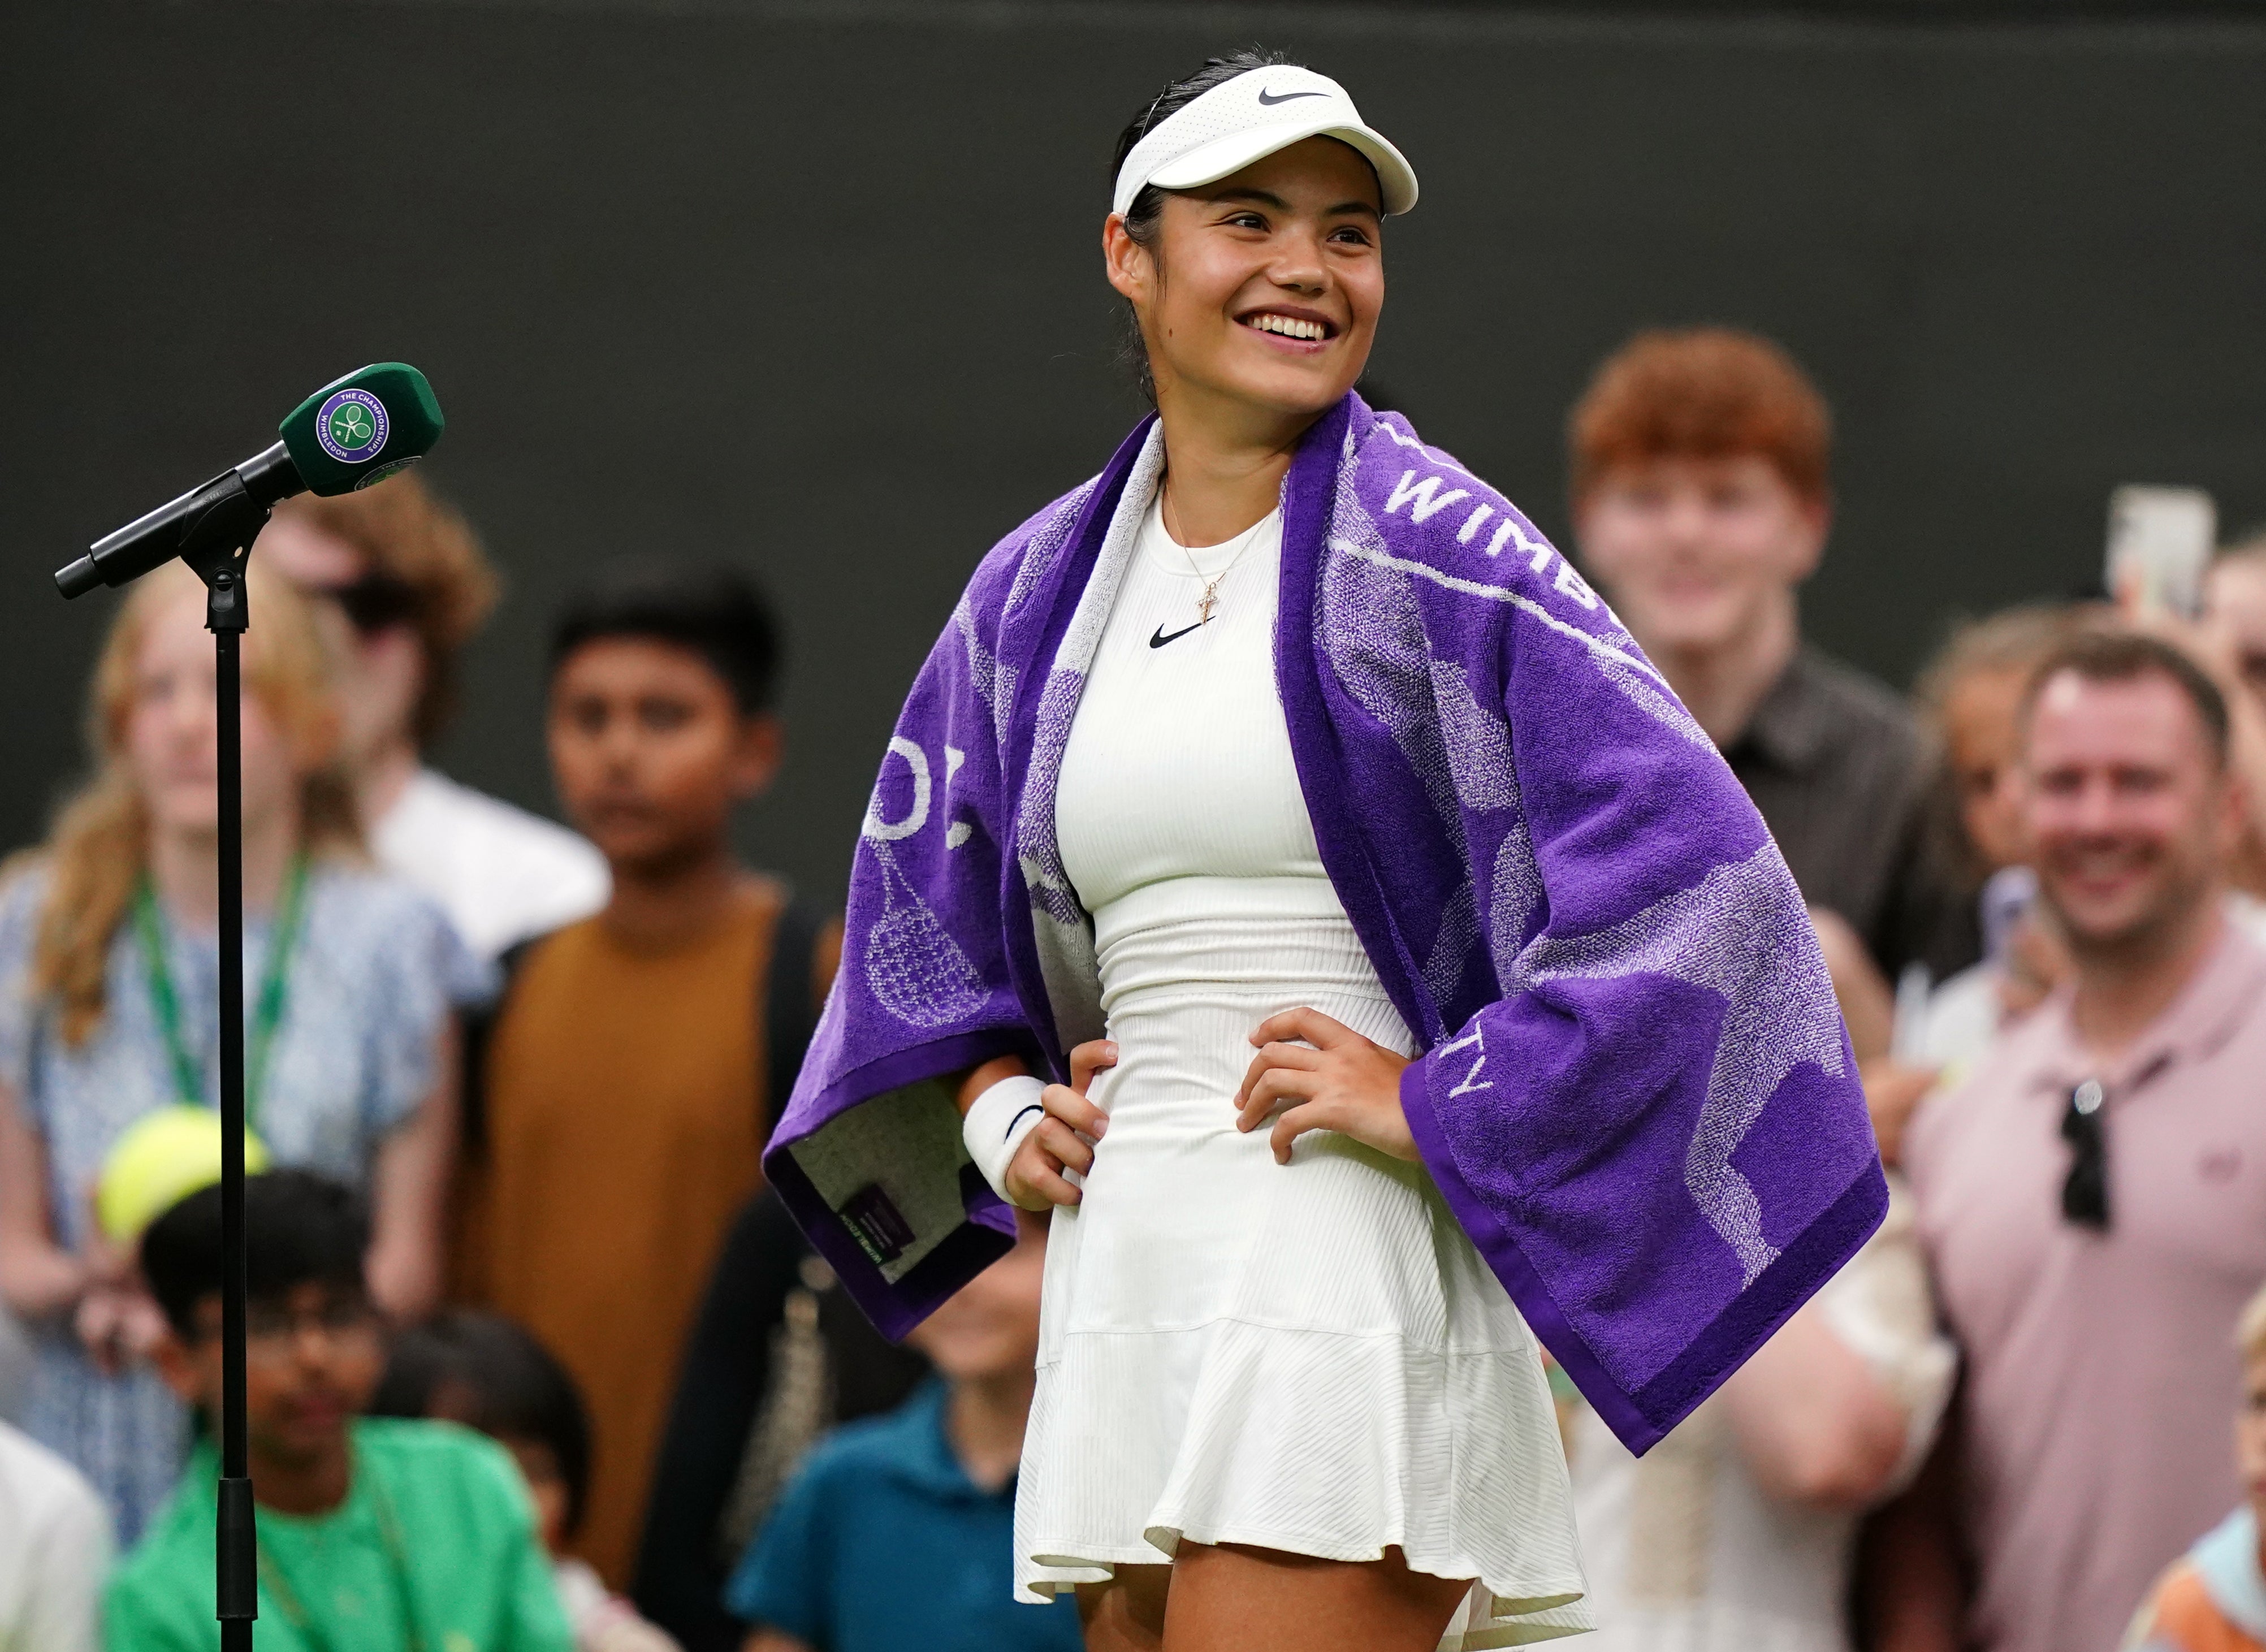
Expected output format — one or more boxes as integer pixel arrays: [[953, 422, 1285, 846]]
[[2, 324, 2263, 1652]]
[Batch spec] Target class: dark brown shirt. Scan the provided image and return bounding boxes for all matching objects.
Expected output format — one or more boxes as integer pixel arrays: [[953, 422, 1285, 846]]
[[1721, 647, 1938, 974], [463, 885, 780, 1589]]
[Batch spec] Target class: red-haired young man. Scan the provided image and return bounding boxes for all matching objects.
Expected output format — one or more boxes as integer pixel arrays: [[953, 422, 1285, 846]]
[[1570, 327, 1938, 978]]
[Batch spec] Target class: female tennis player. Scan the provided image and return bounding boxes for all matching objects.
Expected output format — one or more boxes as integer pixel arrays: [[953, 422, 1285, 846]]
[[764, 51, 1886, 1652]]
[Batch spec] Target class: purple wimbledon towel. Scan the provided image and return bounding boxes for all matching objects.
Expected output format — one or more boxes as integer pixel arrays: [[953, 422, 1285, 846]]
[[764, 393, 1886, 1454]]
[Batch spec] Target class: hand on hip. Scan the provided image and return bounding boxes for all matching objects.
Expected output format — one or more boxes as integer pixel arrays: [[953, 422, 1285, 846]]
[[1234, 1007, 1416, 1166]]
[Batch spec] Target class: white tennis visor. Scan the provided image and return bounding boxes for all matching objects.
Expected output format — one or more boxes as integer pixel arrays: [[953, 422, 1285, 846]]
[[1111, 65, 1418, 220]]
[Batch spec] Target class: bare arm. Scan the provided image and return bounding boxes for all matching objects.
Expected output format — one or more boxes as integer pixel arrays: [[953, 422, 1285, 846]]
[[1719, 1300, 1909, 1509], [0, 1084, 85, 1320], [1861, 1059, 1938, 1170], [955, 1054, 1029, 1117], [365, 1016, 460, 1322], [1809, 906, 1895, 1064]]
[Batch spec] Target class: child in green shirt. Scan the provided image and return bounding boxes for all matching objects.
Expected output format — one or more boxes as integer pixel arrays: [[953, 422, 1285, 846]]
[[105, 1170, 572, 1651]]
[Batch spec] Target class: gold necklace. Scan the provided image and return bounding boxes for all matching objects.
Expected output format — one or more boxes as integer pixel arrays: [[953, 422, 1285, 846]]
[[1162, 494, 1270, 626]]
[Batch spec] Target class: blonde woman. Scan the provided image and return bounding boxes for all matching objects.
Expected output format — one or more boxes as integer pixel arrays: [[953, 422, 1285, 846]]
[[0, 561, 481, 1540]]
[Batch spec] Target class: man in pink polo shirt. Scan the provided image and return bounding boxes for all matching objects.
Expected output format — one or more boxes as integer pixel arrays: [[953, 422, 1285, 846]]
[[1896, 630, 2266, 1652]]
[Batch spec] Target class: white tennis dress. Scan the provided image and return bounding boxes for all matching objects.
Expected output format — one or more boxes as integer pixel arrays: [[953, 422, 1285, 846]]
[[1017, 496, 1593, 1647]]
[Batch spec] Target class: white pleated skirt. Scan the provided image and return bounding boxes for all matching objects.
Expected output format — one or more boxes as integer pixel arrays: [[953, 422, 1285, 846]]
[[1013, 986, 1594, 1649]]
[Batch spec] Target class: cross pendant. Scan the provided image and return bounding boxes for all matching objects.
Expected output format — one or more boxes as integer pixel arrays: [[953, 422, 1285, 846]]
[[1198, 582, 1219, 625]]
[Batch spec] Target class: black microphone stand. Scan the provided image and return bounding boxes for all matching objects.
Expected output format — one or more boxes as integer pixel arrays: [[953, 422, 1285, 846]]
[[71, 472, 275, 1649]]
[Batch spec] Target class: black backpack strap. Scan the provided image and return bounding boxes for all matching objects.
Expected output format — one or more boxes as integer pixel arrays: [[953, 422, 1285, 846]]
[[762, 893, 827, 1146], [460, 933, 542, 1159], [630, 1188, 808, 1651]]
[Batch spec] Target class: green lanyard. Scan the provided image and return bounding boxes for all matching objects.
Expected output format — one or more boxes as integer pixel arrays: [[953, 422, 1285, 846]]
[[132, 857, 310, 1132]]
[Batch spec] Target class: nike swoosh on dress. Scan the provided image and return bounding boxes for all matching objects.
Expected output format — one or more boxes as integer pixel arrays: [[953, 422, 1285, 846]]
[[1149, 621, 1205, 649]]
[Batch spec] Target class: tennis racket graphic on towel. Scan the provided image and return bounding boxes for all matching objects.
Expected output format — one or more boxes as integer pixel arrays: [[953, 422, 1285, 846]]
[[859, 738, 989, 1028], [863, 841, 989, 1028]]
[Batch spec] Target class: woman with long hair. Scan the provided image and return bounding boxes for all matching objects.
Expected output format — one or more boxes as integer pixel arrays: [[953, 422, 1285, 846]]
[[764, 53, 1884, 1651], [0, 560, 478, 1540]]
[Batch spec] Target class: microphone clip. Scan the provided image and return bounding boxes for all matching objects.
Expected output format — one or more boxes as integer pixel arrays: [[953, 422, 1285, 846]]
[[171, 470, 270, 635]]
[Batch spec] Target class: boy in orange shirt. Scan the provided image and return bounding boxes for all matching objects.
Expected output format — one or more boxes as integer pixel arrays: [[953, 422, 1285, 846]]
[[459, 562, 831, 1589]]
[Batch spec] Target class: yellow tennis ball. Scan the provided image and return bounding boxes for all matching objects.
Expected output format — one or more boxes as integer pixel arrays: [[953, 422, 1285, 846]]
[[96, 1105, 271, 1248]]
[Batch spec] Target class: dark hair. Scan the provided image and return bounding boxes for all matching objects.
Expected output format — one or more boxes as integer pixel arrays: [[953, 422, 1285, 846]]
[[141, 1170, 369, 1339], [370, 1312, 594, 1535], [2021, 628, 2232, 768], [550, 560, 782, 715], [1109, 49, 1301, 401]]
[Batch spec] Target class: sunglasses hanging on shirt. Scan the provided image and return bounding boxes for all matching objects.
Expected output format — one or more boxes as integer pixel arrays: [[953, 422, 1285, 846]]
[[2060, 1078, 2111, 1231]]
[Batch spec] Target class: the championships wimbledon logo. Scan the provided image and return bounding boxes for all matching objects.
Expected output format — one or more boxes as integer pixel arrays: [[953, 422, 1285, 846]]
[[352, 456, 424, 491], [315, 388, 389, 465]]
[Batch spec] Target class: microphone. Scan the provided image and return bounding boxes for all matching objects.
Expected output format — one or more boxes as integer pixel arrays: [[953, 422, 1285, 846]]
[[55, 363, 446, 599]]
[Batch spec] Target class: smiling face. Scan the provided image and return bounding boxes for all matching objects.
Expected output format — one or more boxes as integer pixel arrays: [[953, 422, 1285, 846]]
[[1104, 135, 1384, 433], [2019, 667, 2238, 956], [1575, 453, 1827, 661]]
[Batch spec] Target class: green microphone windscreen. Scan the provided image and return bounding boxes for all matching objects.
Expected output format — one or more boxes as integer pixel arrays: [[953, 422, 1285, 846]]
[[278, 363, 445, 496]]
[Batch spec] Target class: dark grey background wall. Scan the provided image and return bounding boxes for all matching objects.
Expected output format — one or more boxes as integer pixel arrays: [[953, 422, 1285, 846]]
[[5, 1, 2261, 905]]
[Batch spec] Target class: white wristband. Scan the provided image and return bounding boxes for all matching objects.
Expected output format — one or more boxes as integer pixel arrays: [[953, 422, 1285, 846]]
[[962, 1075, 1049, 1206]]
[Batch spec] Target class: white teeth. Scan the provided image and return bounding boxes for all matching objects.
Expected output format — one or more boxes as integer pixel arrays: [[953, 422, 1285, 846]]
[[1249, 314, 1325, 340]]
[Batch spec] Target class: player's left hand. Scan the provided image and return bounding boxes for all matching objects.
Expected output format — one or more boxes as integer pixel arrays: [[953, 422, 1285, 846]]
[[1233, 1007, 1416, 1166]]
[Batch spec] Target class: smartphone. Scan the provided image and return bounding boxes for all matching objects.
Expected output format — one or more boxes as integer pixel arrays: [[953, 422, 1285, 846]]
[[2105, 485, 2216, 618]]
